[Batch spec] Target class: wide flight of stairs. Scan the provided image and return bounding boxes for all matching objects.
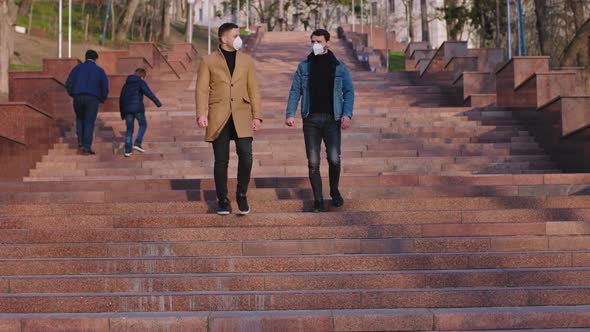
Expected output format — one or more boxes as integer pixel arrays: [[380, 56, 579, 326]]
[[2, 31, 590, 330]]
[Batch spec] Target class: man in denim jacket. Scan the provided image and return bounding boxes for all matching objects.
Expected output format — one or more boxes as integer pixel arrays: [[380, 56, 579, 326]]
[[285, 29, 355, 212]]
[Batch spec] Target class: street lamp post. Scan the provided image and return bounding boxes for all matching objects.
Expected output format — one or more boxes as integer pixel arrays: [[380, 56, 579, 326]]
[[58, 0, 62, 58], [385, 0, 390, 71], [187, 0, 195, 43], [517, 0, 526, 55], [360, 0, 364, 33], [352, 0, 355, 32], [237, 0, 240, 27], [369, 0, 374, 46], [506, 0, 511, 59], [68, 0, 72, 58], [100, 0, 112, 46]]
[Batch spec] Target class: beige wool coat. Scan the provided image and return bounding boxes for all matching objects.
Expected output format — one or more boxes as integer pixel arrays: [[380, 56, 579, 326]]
[[195, 49, 263, 142]]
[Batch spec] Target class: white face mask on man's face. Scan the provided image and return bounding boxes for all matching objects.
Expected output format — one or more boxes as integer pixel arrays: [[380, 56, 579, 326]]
[[233, 36, 243, 51], [312, 43, 324, 56]]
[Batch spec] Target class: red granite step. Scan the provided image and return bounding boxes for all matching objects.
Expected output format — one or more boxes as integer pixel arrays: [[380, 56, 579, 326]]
[[7, 173, 590, 192], [2, 286, 590, 313], [0, 220, 572, 243], [5, 193, 590, 215], [5, 268, 590, 294], [0, 235, 584, 258], [0, 251, 585, 275], [1, 183, 575, 203], [0, 306, 588, 331]]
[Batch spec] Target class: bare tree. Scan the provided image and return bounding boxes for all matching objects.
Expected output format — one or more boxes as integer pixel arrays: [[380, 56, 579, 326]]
[[0, 0, 17, 100], [279, 0, 285, 31], [561, 18, 590, 66], [116, 0, 141, 43], [496, 0, 500, 47], [566, 0, 586, 31], [402, 0, 415, 41], [110, 2, 117, 41], [420, 0, 429, 42], [251, 0, 280, 31], [17, 0, 33, 17], [175, 0, 184, 21], [162, 0, 172, 41]]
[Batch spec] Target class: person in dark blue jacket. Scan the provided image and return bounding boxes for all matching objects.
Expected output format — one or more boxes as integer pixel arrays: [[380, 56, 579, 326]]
[[65, 49, 109, 155], [119, 68, 162, 157]]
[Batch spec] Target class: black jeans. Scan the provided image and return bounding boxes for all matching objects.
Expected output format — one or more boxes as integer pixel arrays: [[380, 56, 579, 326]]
[[302, 113, 342, 201], [73, 94, 100, 151], [212, 116, 253, 201]]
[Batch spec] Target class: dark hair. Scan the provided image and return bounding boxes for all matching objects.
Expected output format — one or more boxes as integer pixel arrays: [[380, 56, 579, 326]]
[[135, 68, 147, 77], [218, 23, 239, 42], [311, 29, 330, 42], [85, 50, 98, 61]]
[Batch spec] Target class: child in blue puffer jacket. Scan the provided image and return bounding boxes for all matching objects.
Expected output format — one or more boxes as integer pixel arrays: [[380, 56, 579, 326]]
[[119, 68, 162, 157]]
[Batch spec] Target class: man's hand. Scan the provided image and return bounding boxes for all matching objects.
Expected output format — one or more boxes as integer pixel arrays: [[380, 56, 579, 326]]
[[285, 117, 296, 127], [252, 118, 262, 131], [341, 116, 352, 130], [197, 116, 208, 128]]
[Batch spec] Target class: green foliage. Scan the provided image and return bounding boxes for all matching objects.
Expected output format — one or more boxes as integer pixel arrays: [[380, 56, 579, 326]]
[[9, 64, 43, 71], [438, 2, 469, 40], [438, 0, 505, 44], [16, 0, 108, 42], [389, 51, 405, 72]]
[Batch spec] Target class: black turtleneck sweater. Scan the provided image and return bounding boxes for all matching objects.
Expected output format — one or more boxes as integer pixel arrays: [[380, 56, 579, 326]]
[[220, 47, 237, 77], [309, 52, 334, 114]]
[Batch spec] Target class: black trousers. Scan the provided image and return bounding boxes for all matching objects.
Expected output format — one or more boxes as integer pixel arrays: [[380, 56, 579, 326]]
[[73, 94, 100, 151], [212, 116, 253, 201], [302, 113, 342, 201]]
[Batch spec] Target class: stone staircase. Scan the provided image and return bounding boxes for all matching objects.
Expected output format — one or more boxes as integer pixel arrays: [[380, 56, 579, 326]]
[[2, 31, 590, 330]]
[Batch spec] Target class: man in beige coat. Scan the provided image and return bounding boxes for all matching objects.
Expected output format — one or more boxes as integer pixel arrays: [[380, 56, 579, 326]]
[[196, 23, 262, 215]]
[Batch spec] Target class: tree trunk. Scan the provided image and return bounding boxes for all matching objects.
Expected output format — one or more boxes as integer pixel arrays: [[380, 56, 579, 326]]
[[420, 0, 429, 42], [279, 0, 284, 31], [561, 18, 590, 66], [534, 0, 547, 55], [567, 0, 585, 32], [27, 2, 33, 35], [111, 2, 117, 41], [84, 13, 89, 41], [162, 0, 171, 41], [0, 0, 17, 100], [480, 11, 486, 48], [408, 0, 414, 41], [318, 1, 323, 30], [175, 0, 183, 21], [17, 0, 32, 17], [116, 0, 141, 43], [496, 0, 500, 47], [258, 0, 266, 24]]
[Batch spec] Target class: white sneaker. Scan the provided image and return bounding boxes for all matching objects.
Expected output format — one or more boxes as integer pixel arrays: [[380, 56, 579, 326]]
[[133, 145, 145, 153], [124, 152, 132, 157]]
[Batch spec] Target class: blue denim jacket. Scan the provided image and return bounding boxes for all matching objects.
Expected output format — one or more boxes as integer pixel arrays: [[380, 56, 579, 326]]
[[286, 52, 354, 120]]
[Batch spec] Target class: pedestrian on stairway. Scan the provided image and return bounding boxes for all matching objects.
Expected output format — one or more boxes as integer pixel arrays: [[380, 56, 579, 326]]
[[195, 22, 263, 216], [285, 29, 355, 212], [65, 50, 109, 156], [119, 68, 162, 157]]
